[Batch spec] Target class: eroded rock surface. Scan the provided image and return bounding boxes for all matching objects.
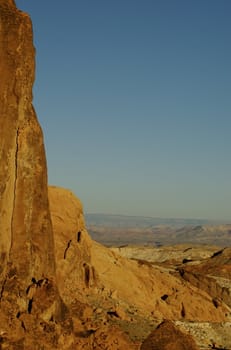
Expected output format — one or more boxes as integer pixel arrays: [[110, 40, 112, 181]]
[[1, 1, 230, 349], [0, 3, 136, 348], [49, 187, 230, 323], [0, 0, 61, 343], [48, 186, 96, 305]]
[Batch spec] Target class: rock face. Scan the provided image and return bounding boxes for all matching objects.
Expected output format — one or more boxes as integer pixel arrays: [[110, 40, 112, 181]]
[[49, 186, 230, 323], [0, 0, 59, 321], [178, 247, 231, 309], [48, 186, 96, 305], [0, 1, 229, 349], [0, 3, 136, 348]]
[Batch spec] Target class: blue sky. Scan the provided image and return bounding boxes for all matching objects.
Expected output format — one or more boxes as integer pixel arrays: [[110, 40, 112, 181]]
[[16, 0, 231, 220]]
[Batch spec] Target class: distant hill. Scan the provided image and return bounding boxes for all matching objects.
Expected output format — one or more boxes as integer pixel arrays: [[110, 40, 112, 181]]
[[85, 213, 217, 228], [85, 214, 231, 247]]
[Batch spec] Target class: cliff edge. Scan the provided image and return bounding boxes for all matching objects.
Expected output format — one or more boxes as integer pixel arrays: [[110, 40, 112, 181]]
[[0, 0, 61, 345]]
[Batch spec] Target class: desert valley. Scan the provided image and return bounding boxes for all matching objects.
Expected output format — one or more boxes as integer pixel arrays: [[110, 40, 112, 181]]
[[0, 1, 230, 349]]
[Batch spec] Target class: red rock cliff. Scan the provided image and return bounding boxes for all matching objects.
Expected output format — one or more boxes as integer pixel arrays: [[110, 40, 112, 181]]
[[0, 0, 57, 315]]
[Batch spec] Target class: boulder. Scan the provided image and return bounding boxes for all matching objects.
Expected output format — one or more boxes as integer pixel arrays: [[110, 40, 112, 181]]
[[141, 320, 199, 350]]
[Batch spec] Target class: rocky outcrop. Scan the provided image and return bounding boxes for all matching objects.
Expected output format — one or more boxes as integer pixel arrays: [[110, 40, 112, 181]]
[[49, 187, 230, 324], [177, 247, 231, 308], [1, 1, 229, 349], [0, 0, 59, 324], [0, 2, 143, 348], [48, 186, 96, 305]]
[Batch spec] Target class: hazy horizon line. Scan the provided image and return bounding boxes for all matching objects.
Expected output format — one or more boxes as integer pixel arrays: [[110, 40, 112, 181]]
[[85, 212, 231, 224]]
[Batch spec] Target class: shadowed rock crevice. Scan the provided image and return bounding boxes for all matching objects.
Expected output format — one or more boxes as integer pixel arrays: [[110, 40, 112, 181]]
[[181, 303, 186, 318], [64, 240, 72, 259], [77, 231, 82, 243], [10, 126, 19, 255], [27, 298, 33, 314]]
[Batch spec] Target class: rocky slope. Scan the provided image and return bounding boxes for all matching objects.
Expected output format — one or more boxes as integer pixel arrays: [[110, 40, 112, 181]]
[[49, 186, 231, 349], [110, 244, 231, 349], [49, 187, 229, 321]]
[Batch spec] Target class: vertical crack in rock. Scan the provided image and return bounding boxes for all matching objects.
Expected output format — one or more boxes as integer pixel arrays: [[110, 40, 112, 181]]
[[0, 0, 62, 325], [10, 126, 19, 253], [0, 276, 7, 301]]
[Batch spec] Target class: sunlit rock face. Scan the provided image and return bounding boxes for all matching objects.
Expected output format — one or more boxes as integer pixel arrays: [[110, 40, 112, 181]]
[[48, 186, 96, 305], [0, 0, 58, 317]]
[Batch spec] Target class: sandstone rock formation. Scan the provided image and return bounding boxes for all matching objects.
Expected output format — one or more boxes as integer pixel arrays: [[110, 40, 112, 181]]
[[178, 247, 231, 309], [1, 1, 230, 349], [48, 186, 231, 348], [48, 186, 96, 305], [0, 0, 60, 340], [49, 186, 230, 321], [0, 3, 136, 348]]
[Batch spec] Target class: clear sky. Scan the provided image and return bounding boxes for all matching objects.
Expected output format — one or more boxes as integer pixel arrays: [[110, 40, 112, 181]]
[[16, 0, 231, 220]]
